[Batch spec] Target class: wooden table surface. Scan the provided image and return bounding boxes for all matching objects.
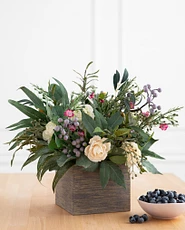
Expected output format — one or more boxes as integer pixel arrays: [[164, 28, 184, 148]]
[[0, 173, 185, 230]]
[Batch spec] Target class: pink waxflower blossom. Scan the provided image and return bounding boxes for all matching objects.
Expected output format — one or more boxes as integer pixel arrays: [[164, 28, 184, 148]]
[[159, 123, 168, 131], [129, 101, 135, 109], [68, 124, 76, 132], [142, 111, 150, 117], [89, 92, 95, 99], [64, 109, 74, 117], [78, 130, 85, 136], [99, 99, 104, 103]]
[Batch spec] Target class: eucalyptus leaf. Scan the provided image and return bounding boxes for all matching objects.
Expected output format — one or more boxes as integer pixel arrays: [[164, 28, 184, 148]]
[[142, 160, 162, 174]]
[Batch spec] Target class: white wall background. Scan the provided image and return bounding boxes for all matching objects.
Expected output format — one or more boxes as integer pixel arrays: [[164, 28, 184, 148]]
[[0, 0, 185, 179]]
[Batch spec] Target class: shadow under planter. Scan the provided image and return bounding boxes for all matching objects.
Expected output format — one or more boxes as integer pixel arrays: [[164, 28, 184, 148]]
[[55, 165, 130, 215]]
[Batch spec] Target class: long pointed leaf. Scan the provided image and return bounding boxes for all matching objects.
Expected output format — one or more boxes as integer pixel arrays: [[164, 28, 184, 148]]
[[8, 99, 46, 120], [20, 86, 46, 112], [94, 109, 107, 129], [52, 161, 74, 192], [100, 161, 110, 188], [6, 118, 32, 131], [53, 78, 69, 106]]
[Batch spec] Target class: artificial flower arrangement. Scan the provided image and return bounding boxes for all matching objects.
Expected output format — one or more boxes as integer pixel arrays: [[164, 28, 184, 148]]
[[6, 62, 182, 191]]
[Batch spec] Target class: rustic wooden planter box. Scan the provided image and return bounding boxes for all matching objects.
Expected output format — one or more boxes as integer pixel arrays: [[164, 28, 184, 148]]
[[55, 165, 130, 215]]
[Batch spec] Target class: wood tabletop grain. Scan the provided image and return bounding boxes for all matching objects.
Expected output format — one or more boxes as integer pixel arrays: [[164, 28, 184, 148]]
[[0, 172, 185, 230]]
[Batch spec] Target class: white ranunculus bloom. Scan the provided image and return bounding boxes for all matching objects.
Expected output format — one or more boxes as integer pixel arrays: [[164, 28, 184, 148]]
[[73, 110, 82, 121], [84, 135, 111, 162], [42, 121, 56, 143], [83, 104, 94, 119]]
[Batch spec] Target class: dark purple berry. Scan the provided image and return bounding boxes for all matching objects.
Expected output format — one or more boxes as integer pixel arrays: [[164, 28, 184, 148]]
[[137, 217, 144, 223], [129, 216, 136, 224], [141, 214, 148, 221]]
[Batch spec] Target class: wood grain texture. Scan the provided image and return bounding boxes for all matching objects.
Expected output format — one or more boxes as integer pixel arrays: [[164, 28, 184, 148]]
[[0, 173, 185, 230], [55, 165, 130, 215]]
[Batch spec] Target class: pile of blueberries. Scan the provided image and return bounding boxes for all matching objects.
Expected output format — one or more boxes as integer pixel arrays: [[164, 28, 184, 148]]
[[139, 189, 185, 204], [129, 214, 148, 224]]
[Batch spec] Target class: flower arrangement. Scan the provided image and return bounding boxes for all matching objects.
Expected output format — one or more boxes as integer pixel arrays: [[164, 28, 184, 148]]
[[6, 62, 182, 191]]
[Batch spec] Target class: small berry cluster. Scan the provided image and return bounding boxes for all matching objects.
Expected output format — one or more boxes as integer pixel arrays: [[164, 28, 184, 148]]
[[143, 84, 162, 114], [54, 117, 87, 158], [129, 214, 148, 224], [139, 189, 185, 204]]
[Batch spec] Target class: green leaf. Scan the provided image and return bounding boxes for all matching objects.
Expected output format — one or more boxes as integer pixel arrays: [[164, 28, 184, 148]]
[[142, 150, 165, 160], [142, 137, 158, 151], [113, 70, 120, 90], [142, 160, 162, 174], [53, 78, 69, 106], [93, 127, 104, 134], [94, 109, 107, 129], [131, 126, 150, 142], [48, 136, 58, 150], [84, 162, 99, 172], [52, 161, 74, 192], [76, 155, 98, 171], [21, 146, 52, 169], [107, 161, 125, 188], [109, 155, 126, 165], [114, 128, 130, 137], [54, 133, 62, 148], [8, 99, 46, 120], [100, 161, 111, 188], [82, 112, 97, 136], [37, 155, 59, 182], [76, 155, 91, 168], [109, 147, 125, 156], [6, 118, 32, 131], [57, 155, 76, 167], [107, 112, 124, 131], [20, 86, 46, 112], [121, 68, 129, 83]]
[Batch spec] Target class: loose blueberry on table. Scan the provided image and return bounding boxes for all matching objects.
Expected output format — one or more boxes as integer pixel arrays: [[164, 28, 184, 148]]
[[139, 189, 185, 204], [129, 214, 148, 224]]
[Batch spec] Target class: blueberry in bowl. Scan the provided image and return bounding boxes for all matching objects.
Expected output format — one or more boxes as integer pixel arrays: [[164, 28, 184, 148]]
[[138, 189, 185, 219]]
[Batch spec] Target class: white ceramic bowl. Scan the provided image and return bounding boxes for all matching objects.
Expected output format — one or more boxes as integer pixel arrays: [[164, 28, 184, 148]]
[[138, 199, 185, 219]]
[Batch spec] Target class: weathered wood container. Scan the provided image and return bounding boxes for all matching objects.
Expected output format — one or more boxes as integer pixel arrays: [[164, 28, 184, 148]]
[[55, 165, 130, 215]]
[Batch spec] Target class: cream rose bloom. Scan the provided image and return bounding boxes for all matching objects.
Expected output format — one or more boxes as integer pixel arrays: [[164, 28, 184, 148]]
[[42, 121, 56, 143], [85, 135, 111, 162]]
